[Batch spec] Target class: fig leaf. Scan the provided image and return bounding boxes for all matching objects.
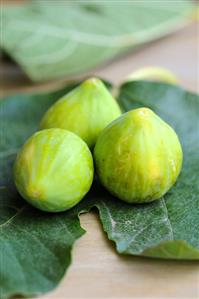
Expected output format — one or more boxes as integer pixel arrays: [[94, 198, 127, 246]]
[[1, 1, 194, 81], [0, 81, 198, 299]]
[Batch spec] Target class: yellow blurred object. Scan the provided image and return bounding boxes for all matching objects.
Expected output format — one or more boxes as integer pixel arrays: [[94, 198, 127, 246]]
[[126, 67, 179, 84], [189, 6, 199, 21]]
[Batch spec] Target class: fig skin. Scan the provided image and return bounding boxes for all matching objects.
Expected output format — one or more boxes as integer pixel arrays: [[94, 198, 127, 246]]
[[94, 108, 183, 203], [39, 78, 121, 149], [14, 128, 94, 212]]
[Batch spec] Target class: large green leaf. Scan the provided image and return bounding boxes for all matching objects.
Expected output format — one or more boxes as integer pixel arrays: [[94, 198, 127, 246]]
[[109, 81, 199, 258], [0, 81, 199, 298], [1, 0, 193, 81]]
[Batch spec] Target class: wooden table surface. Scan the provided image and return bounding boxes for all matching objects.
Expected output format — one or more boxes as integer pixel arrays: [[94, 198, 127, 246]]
[[1, 12, 199, 299]]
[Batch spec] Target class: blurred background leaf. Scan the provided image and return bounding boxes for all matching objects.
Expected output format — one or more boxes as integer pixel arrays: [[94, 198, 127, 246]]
[[1, 0, 194, 81]]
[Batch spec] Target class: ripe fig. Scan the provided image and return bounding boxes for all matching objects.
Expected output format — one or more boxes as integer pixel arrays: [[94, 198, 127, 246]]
[[94, 108, 183, 203], [14, 128, 94, 212], [39, 78, 122, 148], [126, 67, 178, 84]]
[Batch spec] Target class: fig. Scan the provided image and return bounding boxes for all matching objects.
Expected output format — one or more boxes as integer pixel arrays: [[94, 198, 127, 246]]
[[126, 67, 178, 84], [14, 128, 94, 212], [94, 107, 183, 203], [39, 78, 121, 148]]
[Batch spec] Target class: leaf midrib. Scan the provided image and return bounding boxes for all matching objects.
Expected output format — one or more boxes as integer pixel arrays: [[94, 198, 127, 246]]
[[0, 205, 26, 228]]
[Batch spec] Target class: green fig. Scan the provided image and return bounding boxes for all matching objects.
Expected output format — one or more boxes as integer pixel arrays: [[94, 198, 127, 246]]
[[14, 128, 94, 212], [94, 108, 183, 203], [39, 78, 122, 148]]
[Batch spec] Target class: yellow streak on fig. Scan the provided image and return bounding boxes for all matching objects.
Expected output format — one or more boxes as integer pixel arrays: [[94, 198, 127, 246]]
[[149, 160, 160, 181], [26, 185, 44, 201], [126, 67, 179, 84]]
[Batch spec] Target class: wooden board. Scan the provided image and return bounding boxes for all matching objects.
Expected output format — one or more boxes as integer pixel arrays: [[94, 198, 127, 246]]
[[1, 6, 199, 297]]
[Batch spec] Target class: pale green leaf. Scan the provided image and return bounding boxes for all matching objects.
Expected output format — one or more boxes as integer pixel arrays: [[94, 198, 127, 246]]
[[1, 0, 193, 81]]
